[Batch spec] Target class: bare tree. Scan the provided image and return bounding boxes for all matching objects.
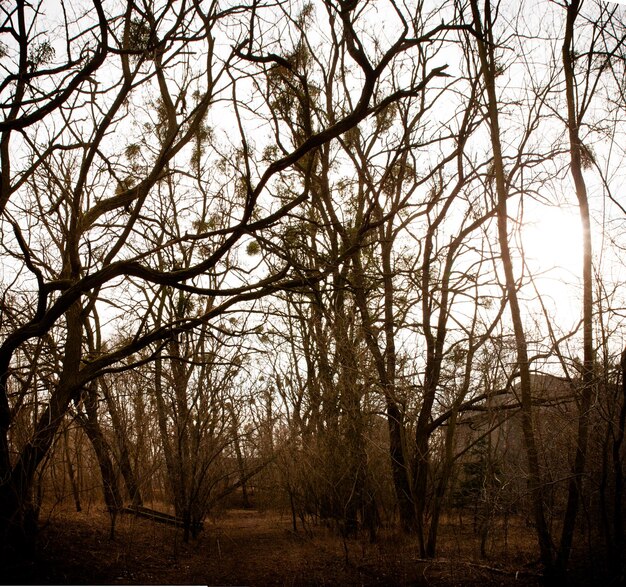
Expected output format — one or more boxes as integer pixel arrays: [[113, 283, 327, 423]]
[[0, 0, 452, 560], [466, 0, 555, 573]]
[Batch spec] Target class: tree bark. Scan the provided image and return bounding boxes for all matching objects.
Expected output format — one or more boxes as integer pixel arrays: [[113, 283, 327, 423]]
[[0, 301, 83, 562], [469, 0, 555, 573], [76, 386, 123, 538], [63, 425, 82, 512], [557, 0, 594, 573], [610, 349, 626, 576], [101, 379, 143, 507]]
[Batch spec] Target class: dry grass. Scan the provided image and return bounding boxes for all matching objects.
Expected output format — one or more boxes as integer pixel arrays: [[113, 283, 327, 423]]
[[7, 505, 568, 586]]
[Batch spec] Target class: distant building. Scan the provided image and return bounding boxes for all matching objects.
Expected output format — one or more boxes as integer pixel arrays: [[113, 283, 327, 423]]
[[452, 373, 578, 517]]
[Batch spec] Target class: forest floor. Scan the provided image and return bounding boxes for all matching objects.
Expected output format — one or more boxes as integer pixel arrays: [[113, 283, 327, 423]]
[[5, 504, 589, 586]]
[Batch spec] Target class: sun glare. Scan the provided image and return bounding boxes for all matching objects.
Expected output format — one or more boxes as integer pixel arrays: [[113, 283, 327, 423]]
[[521, 204, 583, 278]]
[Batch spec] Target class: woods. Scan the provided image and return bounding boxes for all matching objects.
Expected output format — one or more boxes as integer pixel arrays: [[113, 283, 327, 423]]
[[1, 0, 625, 584]]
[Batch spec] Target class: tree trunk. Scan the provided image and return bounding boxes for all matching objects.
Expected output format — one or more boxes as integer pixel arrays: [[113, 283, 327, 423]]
[[469, 0, 555, 573], [0, 300, 84, 563], [101, 378, 143, 507], [380, 224, 416, 533], [557, 0, 594, 574], [153, 351, 179, 509], [77, 386, 123, 538], [426, 409, 459, 557], [609, 349, 626, 577], [228, 403, 251, 509], [63, 425, 82, 512], [386, 401, 415, 532]]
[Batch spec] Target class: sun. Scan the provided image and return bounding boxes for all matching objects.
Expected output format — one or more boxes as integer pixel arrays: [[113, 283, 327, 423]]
[[518, 203, 585, 327], [520, 204, 583, 279]]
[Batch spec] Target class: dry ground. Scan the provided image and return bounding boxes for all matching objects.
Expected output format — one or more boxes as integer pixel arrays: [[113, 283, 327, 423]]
[[4, 506, 567, 586]]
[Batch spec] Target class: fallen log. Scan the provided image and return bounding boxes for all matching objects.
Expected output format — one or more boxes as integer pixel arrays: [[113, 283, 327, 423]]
[[122, 505, 203, 531]]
